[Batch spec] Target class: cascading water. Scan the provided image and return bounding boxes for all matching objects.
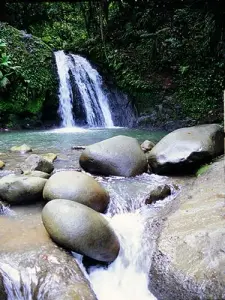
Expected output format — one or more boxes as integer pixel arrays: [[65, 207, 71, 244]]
[[54, 51, 75, 128], [0, 174, 178, 300], [74, 174, 179, 300], [54, 50, 136, 128]]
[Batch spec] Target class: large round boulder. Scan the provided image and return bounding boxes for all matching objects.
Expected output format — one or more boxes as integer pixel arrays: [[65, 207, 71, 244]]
[[20, 154, 54, 174], [43, 171, 109, 212], [79, 135, 148, 177], [42, 199, 120, 262], [10, 144, 32, 153], [147, 124, 224, 174], [0, 175, 47, 204]]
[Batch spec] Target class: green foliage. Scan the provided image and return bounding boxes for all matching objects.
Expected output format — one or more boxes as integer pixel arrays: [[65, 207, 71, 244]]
[[0, 23, 57, 127]]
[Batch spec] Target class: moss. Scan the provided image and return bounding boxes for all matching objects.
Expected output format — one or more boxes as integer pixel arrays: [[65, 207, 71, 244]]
[[0, 22, 57, 128]]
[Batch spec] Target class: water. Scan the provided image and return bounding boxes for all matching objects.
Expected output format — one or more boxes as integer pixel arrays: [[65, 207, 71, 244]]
[[74, 174, 178, 300], [54, 50, 136, 128], [54, 51, 75, 128]]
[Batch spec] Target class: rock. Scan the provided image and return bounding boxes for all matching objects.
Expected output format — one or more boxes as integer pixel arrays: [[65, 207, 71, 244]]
[[42, 153, 57, 163], [23, 170, 50, 179], [145, 184, 172, 204], [79, 135, 148, 177], [0, 175, 47, 204], [71, 146, 86, 150], [20, 154, 54, 174], [43, 171, 109, 212], [148, 124, 224, 174], [0, 161, 5, 170], [0, 202, 96, 300], [149, 156, 225, 299], [141, 140, 155, 153], [42, 199, 120, 262], [10, 144, 32, 153]]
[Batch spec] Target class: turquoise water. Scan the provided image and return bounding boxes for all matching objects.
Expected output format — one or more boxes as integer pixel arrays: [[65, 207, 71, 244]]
[[0, 128, 166, 152]]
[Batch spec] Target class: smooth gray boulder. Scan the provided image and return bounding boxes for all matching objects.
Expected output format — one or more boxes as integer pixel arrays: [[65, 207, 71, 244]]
[[141, 140, 155, 153], [43, 171, 109, 212], [23, 170, 50, 179], [79, 135, 148, 177], [0, 202, 96, 300], [147, 124, 224, 174], [20, 154, 54, 174], [0, 175, 47, 204], [149, 156, 225, 299], [42, 199, 120, 262]]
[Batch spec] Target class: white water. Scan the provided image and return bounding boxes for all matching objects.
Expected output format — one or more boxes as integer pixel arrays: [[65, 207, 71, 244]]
[[54, 50, 114, 128], [74, 174, 178, 300], [70, 54, 114, 127], [54, 50, 76, 128]]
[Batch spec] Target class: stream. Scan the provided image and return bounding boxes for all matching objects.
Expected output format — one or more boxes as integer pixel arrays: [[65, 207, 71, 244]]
[[0, 128, 178, 300]]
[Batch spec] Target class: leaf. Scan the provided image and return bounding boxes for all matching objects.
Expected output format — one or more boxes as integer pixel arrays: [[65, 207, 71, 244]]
[[0, 76, 10, 89], [196, 164, 210, 177]]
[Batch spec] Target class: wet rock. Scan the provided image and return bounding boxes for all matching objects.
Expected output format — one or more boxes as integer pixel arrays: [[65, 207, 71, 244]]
[[43, 171, 109, 212], [42, 153, 57, 163], [145, 184, 172, 204], [71, 146, 86, 150], [0, 161, 5, 170], [42, 199, 120, 262], [0, 203, 96, 300], [23, 170, 50, 179], [141, 140, 155, 153], [20, 154, 54, 174], [10, 144, 32, 153], [0, 175, 47, 204], [149, 156, 225, 299], [80, 135, 148, 177], [148, 124, 224, 174]]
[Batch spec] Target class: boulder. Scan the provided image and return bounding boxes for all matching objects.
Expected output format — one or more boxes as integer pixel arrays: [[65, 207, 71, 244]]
[[20, 154, 54, 174], [141, 140, 155, 153], [149, 156, 225, 299], [0, 175, 47, 204], [10, 144, 32, 153], [144, 184, 172, 204], [147, 124, 224, 174], [0, 202, 96, 300], [42, 153, 57, 163], [42, 199, 120, 262], [43, 171, 109, 213], [0, 161, 5, 170], [23, 170, 50, 179], [79, 135, 148, 177]]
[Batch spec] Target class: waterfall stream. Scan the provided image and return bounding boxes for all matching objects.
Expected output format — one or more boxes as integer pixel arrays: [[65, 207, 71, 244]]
[[0, 174, 178, 300], [74, 174, 178, 300], [54, 51, 136, 128]]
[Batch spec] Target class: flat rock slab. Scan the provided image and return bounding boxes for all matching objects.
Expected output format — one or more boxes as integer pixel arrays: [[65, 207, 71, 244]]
[[149, 156, 225, 299], [0, 203, 97, 300]]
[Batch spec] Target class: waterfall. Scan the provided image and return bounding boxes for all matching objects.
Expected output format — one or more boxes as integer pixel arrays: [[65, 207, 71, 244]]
[[54, 51, 75, 128], [54, 50, 136, 128]]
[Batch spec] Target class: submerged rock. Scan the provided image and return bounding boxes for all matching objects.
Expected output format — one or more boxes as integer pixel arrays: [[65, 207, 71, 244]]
[[148, 124, 224, 174], [20, 154, 54, 174], [0, 161, 5, 170], [79, 135, 148, 177], [10, 144, 32, 153], [141, 140, 155, 153], [149, 156, 225, 299], [42, 199, 120, 262], [42, 153, 57, 163], [43, 171, 109, 212], [0, 175, 47, 204], [144, 184, 172, 204]]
